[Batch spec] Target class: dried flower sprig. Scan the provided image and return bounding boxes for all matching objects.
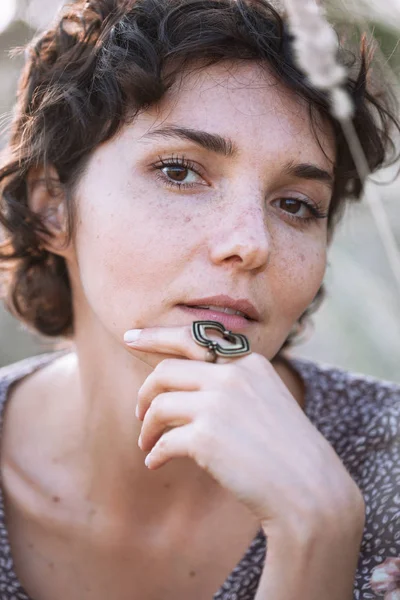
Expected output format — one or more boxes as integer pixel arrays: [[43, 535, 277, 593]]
[[283, 0, 400, 299], [283, 0, 353, 120]]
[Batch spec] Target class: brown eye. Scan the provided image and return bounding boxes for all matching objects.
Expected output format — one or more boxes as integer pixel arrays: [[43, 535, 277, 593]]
[[273, 196, 328, 223], [279, 198, 303, 214], [163, 166, 188, 182], [154, 156, 207, 189]]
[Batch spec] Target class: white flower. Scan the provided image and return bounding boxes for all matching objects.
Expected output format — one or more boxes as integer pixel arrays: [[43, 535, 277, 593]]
[[370, 557, 400, 596], [283, 0, 353, 119]]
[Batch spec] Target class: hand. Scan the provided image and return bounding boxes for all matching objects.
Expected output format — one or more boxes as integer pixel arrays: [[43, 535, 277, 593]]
[[125, 324, 364, 535]]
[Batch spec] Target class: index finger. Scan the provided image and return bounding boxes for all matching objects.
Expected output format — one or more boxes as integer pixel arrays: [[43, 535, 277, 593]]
[[124, 322, 247, 364], [124, 324, 205, 361]]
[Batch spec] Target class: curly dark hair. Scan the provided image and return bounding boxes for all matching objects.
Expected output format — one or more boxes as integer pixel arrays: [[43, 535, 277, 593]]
[[0, 0, 398, 346]]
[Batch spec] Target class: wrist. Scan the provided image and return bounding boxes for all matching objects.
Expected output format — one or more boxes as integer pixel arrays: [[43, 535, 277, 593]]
[[256, 493, 365, 600], [255, 523, 362, 600], [261, 480, 366, 541]]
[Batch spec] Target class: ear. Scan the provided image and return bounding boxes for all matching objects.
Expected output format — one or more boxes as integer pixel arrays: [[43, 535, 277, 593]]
[[27, 165, 70, 255]]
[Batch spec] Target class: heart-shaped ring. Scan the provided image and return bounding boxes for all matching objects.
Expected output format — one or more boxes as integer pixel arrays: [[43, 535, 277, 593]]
[[191, 320, 251, 361]]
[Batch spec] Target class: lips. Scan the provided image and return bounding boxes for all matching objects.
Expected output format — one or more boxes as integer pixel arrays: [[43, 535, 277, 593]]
[[178, 305, 252, 331], [181, 294, 261, 321]]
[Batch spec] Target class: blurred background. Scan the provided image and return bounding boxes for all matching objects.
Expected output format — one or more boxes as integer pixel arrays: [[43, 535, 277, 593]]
[[0, 0, 399, 381]]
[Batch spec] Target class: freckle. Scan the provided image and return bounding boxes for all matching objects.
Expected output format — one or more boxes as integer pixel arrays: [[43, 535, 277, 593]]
[[300, 253, 305, 263], [28, 543, 34, 549], [164, 482, 171, 490], [184, 216, 192, 223], [52, 496, 61, 503], [189, 570, 196, 578], [48, 562, 54, 569]]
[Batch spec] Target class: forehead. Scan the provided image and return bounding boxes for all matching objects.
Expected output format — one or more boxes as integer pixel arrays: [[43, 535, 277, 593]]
[[140, 61, 335, 166]]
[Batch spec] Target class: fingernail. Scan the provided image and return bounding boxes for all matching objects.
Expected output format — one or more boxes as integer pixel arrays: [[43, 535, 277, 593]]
[[124, 329, 142, 343], [135, 405, 140, 419]]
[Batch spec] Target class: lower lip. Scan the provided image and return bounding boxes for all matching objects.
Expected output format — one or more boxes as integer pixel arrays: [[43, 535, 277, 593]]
[[178, 305, 254, 331]]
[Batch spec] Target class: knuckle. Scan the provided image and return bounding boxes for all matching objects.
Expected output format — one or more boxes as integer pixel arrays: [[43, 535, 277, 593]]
[[149, 393, 167, 414], [144, 397, 163, 422], [185, 325, 195, 343], [241, 352, 269, 370], [219, 364, 241, 386], [194, 419, 216, 447], [202, 391, 220, 413], [154, 359, 173, 375], [190, 422, 214, 467], [250, 352, 268, 367], [191, 391, 222, 421], [155, 432, 169, 451]]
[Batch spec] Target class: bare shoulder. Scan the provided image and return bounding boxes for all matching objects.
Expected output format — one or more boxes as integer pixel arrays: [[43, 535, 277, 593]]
[[2, 351, 76, 447], [1, 351, 77, 500]]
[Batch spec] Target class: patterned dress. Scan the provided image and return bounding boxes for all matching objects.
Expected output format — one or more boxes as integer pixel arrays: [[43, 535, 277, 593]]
[[0, 351, 399, 600]]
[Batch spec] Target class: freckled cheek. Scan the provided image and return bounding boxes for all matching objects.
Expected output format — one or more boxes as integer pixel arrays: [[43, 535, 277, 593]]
[[74, 198, 197, 299], [272, 238, 327, 320]]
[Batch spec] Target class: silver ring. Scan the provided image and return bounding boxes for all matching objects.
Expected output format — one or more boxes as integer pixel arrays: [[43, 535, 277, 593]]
[[205, 345, 218, 363], [191, 320, 251, 363]]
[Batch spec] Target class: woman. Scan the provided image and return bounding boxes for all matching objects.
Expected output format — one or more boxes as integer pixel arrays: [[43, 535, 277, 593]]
[[0, 0, 399, 598]]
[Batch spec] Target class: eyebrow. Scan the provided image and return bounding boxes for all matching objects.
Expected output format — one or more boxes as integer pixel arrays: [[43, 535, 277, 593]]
[[142, 126, 237, 157], [284, 161, 333, 189], [143, 125, 333, 188]]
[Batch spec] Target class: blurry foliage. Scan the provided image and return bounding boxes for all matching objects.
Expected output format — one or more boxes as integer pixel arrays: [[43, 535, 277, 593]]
[[372, 25, 400, 69]]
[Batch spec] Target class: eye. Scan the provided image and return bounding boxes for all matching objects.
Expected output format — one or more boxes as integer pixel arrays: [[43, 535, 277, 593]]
[[152, 155, 207, 189], [274, 197, 328, 222], [279, 198, 309, 217], [161, 165, 200, 185]]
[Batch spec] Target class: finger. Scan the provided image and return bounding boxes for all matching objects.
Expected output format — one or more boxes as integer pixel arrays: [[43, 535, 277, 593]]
[[136, 358, 220, 421], [124, 325, 206, 361], [144, 423, 196, 470], [139, 390, 207, 452], [124, 323, 244, 364]]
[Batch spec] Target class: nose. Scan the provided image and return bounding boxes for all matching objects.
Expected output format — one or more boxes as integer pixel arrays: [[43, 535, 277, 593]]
[[208, 198, 271, 271]]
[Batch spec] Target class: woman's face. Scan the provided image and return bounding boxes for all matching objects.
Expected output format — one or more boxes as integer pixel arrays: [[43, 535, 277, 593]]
[[67, 61, 335, 360]]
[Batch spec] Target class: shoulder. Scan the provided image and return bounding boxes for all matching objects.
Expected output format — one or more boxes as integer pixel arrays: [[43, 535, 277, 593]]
[[0, 350, 73, 418], [0, 351, 66, 392], [287, 356, 400, 498], [287, 358, 400, 597], [288, 356, 400, 443], [289, 355, 400, 405]]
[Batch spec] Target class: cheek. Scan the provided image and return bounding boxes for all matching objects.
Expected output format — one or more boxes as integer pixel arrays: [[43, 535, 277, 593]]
[[271, 231, 327, 322], [71, 184, 197, 322]]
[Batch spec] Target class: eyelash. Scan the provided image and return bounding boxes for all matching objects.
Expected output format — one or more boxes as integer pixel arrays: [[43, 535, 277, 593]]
[[151, 155, 329, 224]]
